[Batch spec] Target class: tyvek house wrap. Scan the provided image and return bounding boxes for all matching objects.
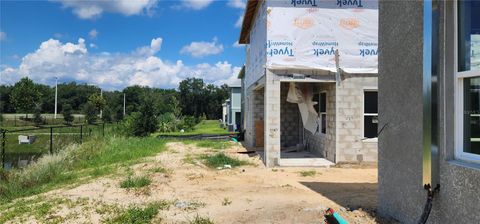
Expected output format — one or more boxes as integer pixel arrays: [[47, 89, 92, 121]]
[[265, 0, 378, 73]]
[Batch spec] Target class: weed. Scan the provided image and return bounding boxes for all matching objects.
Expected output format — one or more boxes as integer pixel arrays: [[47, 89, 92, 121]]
[[149, 166, 168, 174], [299, 170, 317, 177], [107, 202, 167, 224], [200, 153, 249, 168], [189, 214, 215, 224], [120, 176, 152, 189], [222, 198, 232, 206]]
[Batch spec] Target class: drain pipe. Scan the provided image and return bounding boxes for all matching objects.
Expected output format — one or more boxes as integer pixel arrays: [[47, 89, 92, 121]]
[[420, 0, 440, 223]]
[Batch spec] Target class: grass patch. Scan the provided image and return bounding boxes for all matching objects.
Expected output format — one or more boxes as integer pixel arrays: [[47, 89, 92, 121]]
[[156, 120, 230, 136], [107, 201, 169, 224], [189, 215, 215, 224], [0, 137, 167, 204], [299, 170, 317, 177], [148, 166, 168, 174], [120, 176, 152, 189], [182, 140, 232, 150], [200, 153, 249, 168]]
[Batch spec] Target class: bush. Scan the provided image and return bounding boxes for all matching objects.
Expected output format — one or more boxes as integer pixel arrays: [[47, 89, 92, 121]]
[[83, 102, 97, 124], [102, 106, 113, 123], [157, 113, 177, 133], [62, 104, 74, 124], [179, 116, 197, 131]]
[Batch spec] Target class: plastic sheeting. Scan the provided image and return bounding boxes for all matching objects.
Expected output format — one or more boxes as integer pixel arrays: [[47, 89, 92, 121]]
[[287, 82, 319, 133]]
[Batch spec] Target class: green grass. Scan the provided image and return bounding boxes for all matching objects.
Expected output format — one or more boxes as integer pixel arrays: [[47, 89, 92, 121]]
[[156, 120, 230, 136], [0, 136, 168, 204], [200, 153, 249, 168], [107, 201, 169, 224], [299, 170, 317, 177], [182, 139, 232, 150], [189, 215, 215, 224], [120, 176, 152, 189]]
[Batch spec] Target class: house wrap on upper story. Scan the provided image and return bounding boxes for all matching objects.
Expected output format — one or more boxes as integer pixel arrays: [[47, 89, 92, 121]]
[[238, 0, 379, 167]]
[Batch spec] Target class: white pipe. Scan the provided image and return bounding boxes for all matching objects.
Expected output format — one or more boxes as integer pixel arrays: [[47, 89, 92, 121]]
[[54, 77, 58, 119]]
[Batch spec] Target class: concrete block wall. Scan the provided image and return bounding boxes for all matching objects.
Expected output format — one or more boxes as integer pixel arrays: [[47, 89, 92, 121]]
[[305, 83, 336, 162], [280, 82, 302, 147], [336, 75, 378, 162], [244, 85, 265, 148]]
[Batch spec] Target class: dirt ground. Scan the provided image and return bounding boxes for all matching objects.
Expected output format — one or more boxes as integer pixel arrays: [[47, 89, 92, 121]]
[[8, 142, 394, 224]]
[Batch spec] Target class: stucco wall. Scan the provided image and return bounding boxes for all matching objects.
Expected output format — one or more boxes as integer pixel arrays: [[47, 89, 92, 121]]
[[378, 1, 480, 224]]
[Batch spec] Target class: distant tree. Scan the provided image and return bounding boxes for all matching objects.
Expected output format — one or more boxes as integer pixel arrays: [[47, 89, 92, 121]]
[[33, 103, 43, 125], [88, 93, 106, 113], [131, 95, 158, 137], [83, 102, 97, 124], [62, 104, 74, 124], [170, 95, 182, 118], [114, 105, 124, 121], [10, 77, 41, 119], [102, 106, 113, 123]]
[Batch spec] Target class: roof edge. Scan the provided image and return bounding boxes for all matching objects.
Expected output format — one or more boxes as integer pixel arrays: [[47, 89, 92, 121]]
[[238, 0, 261, 44]]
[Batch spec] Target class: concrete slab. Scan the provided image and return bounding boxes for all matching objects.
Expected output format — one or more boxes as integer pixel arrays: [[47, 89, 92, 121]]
[[278, 158, 334, 167]]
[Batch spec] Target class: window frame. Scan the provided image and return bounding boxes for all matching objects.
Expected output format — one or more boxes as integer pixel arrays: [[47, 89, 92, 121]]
[[454, 0, 480, 162], [362, 89, 378, 140], [319, 91, 327, 135]]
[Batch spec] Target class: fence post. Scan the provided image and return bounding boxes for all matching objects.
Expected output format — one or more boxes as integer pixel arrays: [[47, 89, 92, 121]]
[[80, 125, 83, 144], [102, 123, 105, 137], [1, 130, 6, 169], [50, 127, 53, 154]]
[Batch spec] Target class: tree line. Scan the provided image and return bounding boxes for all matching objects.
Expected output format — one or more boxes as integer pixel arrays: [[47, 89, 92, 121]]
[[0, 77, 230, 122]]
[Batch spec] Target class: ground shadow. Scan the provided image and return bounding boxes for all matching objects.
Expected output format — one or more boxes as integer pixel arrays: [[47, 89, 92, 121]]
[[300, 182, 378, 210]]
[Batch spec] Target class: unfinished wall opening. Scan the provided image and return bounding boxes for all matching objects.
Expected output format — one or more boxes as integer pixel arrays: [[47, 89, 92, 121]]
[[279, 82, 336, 162]]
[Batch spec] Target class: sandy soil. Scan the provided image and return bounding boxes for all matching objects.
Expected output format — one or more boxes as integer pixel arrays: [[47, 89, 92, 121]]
[[7, 142, 394, 224]]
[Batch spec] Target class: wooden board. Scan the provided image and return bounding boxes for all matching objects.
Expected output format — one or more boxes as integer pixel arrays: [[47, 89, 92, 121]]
[[255, 120, 264, 147]]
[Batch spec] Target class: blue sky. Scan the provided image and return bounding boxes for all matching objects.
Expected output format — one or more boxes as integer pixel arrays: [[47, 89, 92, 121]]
[[0, 0, 246, 89]]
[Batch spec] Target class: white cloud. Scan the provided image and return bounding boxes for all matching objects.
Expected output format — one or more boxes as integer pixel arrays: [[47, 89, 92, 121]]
[[232, 41, 243, 48], [228, 0, 246, 9], [89, 43, 98, 48], [0, 32, 6, 41], [89, 29, 99, 39], [178, 0, 214, 10], [0, 37, 240, 89], [235, 14, 244, 28], [52, 0, 158, 19], [135, 37, 163, 56], [180, 37, 224, 58]]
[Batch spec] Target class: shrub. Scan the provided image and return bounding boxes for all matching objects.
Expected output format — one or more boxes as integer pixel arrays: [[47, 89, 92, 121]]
[[157, 112, 177, 133], [179, 116, 197, 131], [62, 104, 74, 124], [102, 106, 113, 123], [129, 96, 158, 137]]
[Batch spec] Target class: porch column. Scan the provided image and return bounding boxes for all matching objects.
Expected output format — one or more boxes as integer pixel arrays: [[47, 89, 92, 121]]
[[264, 70, 281, 167]]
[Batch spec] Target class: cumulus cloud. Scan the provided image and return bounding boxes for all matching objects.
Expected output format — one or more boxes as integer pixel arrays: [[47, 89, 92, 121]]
[[177, 0, 214, 10], [89, 29, 98, 39], [180, 37, 224, 58], [228, 0, 246, 9], [235, 14, 244, 28], [0, 32, 6, 41], [0, 37, 240, 89], [232, 41, 243, 48], [52, 0, 158, 19]]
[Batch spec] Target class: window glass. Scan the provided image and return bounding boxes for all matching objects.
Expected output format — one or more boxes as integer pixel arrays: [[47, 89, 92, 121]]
[[458, 0, 480, 72], [313, 93, 320, 114], [364, 92, 378, 114], [321, 114, 326, 134], [463, 77, 480, 155], [364, 91, 378, 138]]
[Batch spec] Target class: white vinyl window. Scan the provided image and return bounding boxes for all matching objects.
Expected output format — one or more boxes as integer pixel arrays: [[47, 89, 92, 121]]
[[319, 92, 327, 134], [363, 90, 378, 139], [455, 0, 480, 162]]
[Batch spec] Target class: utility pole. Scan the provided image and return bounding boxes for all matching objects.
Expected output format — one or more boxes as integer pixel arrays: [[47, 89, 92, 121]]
[[123, 93, 126, 116], [54, 77, 58, 119], [100, 89, 103, 119]]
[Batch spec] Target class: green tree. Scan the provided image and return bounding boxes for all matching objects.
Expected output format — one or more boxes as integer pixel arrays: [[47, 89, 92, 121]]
[[88, 93, 106, 113], [131, 95, 158, 137], [83, 102, 97, 124], [62, 104, 74, 124], [102, 106, 113, 123], [10, 77, 41, 119]]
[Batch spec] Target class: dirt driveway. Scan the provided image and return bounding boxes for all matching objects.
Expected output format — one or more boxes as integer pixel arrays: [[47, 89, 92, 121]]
[[8, 142, 391, 224]]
